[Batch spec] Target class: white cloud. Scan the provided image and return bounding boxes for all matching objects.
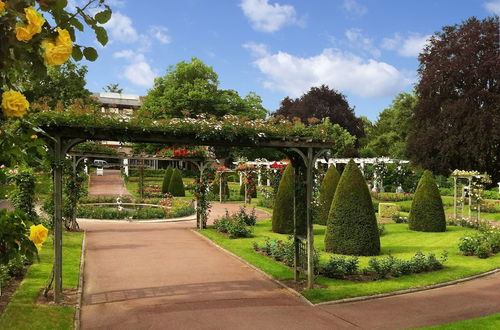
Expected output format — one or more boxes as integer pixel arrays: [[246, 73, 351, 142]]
[[243, 42, 270, 57], [149, 26, 171, 44], [342, 0, 367, 16], [484, 0, 500, 14], [240, 0, 302, 32], [382, 33, 431, 57], [113, 50, 156, 87], [104, 12, 138, 42], [345, 28, 380, 57], [250, 48, 412, 98]]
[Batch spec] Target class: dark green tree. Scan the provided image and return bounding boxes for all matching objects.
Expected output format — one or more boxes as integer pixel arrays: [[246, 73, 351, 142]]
[[272, 164, 295, 234], [161, 166, 173, 194], [168, 168, 185, 197], [407, 17, 500, 183], [325, 160, 380, 256], [408, 170, 446, 232], [316, 165, 340, 225]]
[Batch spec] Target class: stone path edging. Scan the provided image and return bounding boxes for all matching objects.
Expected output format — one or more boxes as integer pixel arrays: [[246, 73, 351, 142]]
[[191, 229, 314, 307], [74, 231, 87, 330], [194, 230, 500, 307]]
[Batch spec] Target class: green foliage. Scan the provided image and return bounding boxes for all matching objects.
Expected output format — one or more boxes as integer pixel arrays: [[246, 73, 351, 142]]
[[103, 83, 123, 93], [316, 165, 340, 225], [168, 168, 185, 197], [8, 168, 36, 218], [458, 228, 500, 258], [141, 58, 267, 119], [325, 160, 380, 256], [161, 166, 173, 194], [272, 164, 295, 234], [72, 141, 118, 154], [408, 171, 446, 232], [362, 92, 416, 158], [321, 256, 359, 279], [211, 173, 230, 201], [76, 205, 194, 220], [23, 61, 92, 107], [213, 210, 252, 238], [239, 182, 257, 198], [368, 251, 448, 279], [0, 209, 38, 265]]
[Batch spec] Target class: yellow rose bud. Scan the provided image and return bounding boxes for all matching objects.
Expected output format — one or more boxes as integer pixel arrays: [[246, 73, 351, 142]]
[[31, 134, 38, 139], [15, 23, 34, 41], [0, 1, 6, 16], [29, 224, 49, 250], [25, 6, 45, 35], [1, 90, 30, 117]]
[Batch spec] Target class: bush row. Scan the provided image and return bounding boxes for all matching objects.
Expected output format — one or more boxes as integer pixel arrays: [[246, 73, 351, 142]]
[[321, 251, 448, 280], [76, 205, 194, 220], [458, 228, 500, 258]]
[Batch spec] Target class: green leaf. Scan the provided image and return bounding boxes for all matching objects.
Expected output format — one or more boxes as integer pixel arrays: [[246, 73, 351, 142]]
[[70, 17, 84, 32], [94, 26, 108, 46], [83, 47, 98, 61], [72, 46, 83, 61], [55, 0, 68, 10], [94, 9, 112, 24]]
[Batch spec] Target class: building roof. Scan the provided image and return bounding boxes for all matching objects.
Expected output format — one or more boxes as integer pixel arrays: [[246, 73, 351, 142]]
[[92, 92, 143, 107]]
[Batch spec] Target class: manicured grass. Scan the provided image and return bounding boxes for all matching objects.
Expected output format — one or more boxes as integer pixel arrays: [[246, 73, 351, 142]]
[[199, 219, 500, 303], [421, 313, 500, 329], [0, 232, 84, 330]]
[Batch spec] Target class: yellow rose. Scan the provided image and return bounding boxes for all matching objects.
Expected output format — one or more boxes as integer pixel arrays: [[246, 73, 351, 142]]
[[0, 1, 6, 16], [31, 134, 38, 139], [1, 90, 30, 117], [15, 23, 34, 41], [29, 224, 49, 250], [55, 28, 72, 47], [41, 29, 73, 66], [25, 6, 45, 35]]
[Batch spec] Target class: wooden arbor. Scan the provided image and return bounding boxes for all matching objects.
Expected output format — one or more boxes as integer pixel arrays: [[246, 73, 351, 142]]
[[38, 123, 333, 302]]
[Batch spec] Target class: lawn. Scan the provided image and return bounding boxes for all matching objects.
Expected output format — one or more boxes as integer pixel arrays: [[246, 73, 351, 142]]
[[422, 313, 500, 329], [0, 232, 84, 330], [199, 219, 500, 303]]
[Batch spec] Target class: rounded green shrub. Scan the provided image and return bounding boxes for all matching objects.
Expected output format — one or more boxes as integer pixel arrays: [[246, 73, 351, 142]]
[[168, 168, 185, 197], [272, 164, 295, 234], [325, 160, 380, 256], [316, 165, 340, 225], [408, 170, 446, 232], [161, 166, 173, 194]]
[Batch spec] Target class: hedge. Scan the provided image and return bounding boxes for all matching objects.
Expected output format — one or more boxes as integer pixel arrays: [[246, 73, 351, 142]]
[[316, 165, 340, 225]]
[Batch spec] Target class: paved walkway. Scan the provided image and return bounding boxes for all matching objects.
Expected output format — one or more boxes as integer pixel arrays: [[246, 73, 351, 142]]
[[88, 169, 133, 198], [79, 203, 500, 329]]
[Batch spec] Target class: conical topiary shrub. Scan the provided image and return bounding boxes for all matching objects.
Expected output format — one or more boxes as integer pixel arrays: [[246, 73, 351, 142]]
[[168, 168, 185, 197], [316, 165, 341, 225], [161, 166, 173, 194], [325, 160, 380, 256], [272, 164, 295, 234], [408, 170, 446, 232]]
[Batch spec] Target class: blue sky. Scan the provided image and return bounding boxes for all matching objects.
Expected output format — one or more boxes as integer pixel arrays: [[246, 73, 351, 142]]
[[77, 0, 500, 121]]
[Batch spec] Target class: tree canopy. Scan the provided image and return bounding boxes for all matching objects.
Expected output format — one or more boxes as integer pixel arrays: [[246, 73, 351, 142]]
[[361, 92, 416, 158], [103, 83, 123, 93], [407, 16, 500, 182], [140, 57, 267, 119], [23, 61, 91, 108], [274, 85, 365, 141]]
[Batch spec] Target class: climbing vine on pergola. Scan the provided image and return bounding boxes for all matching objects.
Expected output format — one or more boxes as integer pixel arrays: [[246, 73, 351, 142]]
[[32, 110, 352, 302]]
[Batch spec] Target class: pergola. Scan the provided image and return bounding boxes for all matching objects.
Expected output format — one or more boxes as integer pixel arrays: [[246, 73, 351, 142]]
[[38, 121, 334, 302]]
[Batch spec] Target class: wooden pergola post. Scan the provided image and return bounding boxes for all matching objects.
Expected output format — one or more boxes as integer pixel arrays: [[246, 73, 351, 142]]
[[453, 176, 457, 219]]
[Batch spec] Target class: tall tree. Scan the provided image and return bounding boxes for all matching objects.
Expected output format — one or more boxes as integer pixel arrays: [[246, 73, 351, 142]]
[[103, 83, 123, 93], [362, 92, 416, 158], [141, 57, 267, 119], [23, 61, 91, 108], [274, 85, 365, 140], [407, 17, 500, 182]]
